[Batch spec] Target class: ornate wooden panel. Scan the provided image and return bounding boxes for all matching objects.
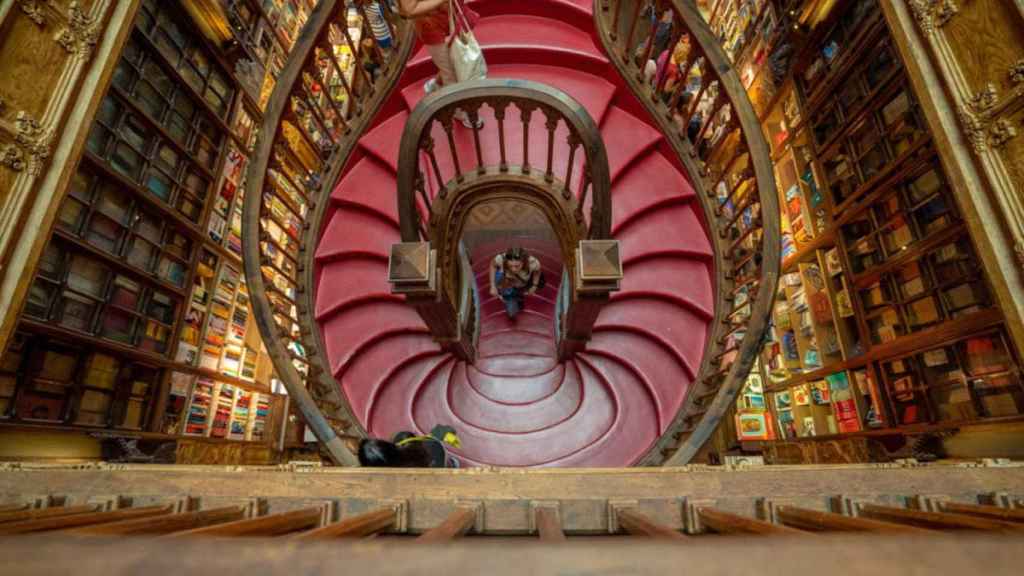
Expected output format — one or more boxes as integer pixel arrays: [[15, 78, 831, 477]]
[[0, 0, 134, 350]]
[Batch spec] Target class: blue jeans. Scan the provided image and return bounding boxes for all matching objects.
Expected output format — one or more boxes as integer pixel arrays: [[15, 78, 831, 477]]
[[500, 287, 524, 318], [495, 270, 526, 318]]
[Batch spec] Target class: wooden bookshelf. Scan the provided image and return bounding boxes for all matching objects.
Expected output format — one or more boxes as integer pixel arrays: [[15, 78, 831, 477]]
[[0, 0, 328, 461], [710, 0, 1024, 455]]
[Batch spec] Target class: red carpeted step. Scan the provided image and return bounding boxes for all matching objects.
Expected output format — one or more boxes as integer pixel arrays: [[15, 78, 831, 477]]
[[614, 202, 713, 263], [542, 353, 661, 466], [614, 255, 714, 320], [448, 361, 582, 433], [466, 361, 565, 404], [585, 329, 691, 430], [367, 354, 451, 436], [594, 296, 707, 385], [341, 332, 439, 422], [409, 15, 604, 68], [329, 156, 400, 226], [411, 358, 615, 466], [315, 206, 398, 262], [315, 255, 395, 321], [599, 106, 664, 183], [477, 328, 556, 358], [321, 300, 426, 376], [610, 152, 696, 233]]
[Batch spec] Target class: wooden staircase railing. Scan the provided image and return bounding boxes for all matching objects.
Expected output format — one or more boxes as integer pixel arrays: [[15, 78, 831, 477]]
[[593, 0, 781, 465], [2, 487, 1023, 538], [390, 79, 620, 362], [242, 0, 416, 465]]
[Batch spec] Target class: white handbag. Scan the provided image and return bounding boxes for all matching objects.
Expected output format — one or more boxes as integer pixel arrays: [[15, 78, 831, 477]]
[[447, 0, 487, 83]]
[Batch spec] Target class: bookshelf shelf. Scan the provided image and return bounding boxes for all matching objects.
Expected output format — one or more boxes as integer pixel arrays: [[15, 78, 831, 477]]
[[1, 0, 309, 459]]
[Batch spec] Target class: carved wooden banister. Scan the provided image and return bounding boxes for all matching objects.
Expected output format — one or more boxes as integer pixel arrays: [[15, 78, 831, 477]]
[[243, 0, 415, 465], [594, 0, 780, 465], [391, 79, 620, 362]]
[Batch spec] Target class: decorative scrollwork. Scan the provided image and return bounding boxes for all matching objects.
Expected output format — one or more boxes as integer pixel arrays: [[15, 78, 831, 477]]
[[11, 110, 55, 176], [989, 119, 1018, 148], [1016, 242, 1024, 269], [908, 0, 936, 35], [55, 1, 100, 57], [1011, 60, 1024, 85], [935, 0, 959, 27], [968, 83, 999, 115], [18, 0, 46, 26], [957, 105, 987, 153], [1, 145, 26, 172]]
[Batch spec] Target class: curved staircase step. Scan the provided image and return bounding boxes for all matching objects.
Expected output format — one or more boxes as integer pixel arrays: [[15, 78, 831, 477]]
[[341, 332, 439, 422], [449, 362, 582, 433], [412, 358, 616, 466]]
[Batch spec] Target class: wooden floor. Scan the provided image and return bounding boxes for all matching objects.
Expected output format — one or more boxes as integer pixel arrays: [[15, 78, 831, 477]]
[[3, 534, 1024, 575], [0, 461, 1022, 537]]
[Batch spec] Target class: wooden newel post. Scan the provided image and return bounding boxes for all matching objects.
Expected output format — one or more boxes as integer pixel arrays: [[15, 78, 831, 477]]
[[557, 240, 623, 361], [388, 242, 476, 362]]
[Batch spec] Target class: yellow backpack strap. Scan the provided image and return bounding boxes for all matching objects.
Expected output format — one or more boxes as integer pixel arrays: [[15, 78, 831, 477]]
[[395, 435, 432, 447]]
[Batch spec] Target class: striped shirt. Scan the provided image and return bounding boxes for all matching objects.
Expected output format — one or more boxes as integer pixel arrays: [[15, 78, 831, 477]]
[[366, 2, 392, 48]]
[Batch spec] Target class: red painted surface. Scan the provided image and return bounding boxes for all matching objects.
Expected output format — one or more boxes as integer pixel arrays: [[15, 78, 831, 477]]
[[314, 0, 715, 466]]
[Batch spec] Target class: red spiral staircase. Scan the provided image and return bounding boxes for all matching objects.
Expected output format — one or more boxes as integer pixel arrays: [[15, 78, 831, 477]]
[[314, 0, 712, 466], [243, 0, 778, 467]]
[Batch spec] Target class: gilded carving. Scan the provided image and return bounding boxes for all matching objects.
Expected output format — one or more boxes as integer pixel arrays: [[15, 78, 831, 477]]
[[1, 145, 26, 172], [1016, 243, 1024, 269], [935, 0, 959, 27], [18, 0, 46, 26], [55, 2, 100, 57], [12, 111, 55, 176], [908, 0, 936, 35], [990, 119, 1018, 148], [957, 105, 988, 153], [1012, 60, 1024, 85], [968, 83, 999, 115]]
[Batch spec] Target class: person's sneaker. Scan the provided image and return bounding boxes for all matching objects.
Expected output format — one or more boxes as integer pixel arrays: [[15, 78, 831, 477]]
[[424, 77, 439, 94]]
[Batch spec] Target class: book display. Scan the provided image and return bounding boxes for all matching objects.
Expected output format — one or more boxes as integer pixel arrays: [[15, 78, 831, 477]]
[[0, 0, 304, 454], [706, 0, 1024, 452]]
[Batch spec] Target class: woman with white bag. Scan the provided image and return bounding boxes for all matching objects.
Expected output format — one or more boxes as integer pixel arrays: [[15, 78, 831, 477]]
[[399, 0, 486, 128]]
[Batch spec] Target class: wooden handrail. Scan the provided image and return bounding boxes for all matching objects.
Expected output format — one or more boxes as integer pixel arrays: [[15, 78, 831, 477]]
[[396, 79, 612, 243], [594, 0, 780, 465], [393, 79, 615, 361], [242, 0, 416, 465]]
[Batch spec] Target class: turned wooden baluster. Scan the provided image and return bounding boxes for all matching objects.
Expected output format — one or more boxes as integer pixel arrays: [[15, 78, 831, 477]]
[[321, 35, 358, 121], [564, 131, 581, 201], [695, 93, 728, 148], [421, 133, 446, 197], [315, 41, 355, 128], [579, 170, 592, 229], [520, 102, 535, 174], [466, 102, 485, 175], [439, 109, 464, 183], [543, 107, 559, 184], [494, 100, 509, 172], [623, 0, 646, 63], [353, 1, 386, 67], [338, 17, 373, 99]]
